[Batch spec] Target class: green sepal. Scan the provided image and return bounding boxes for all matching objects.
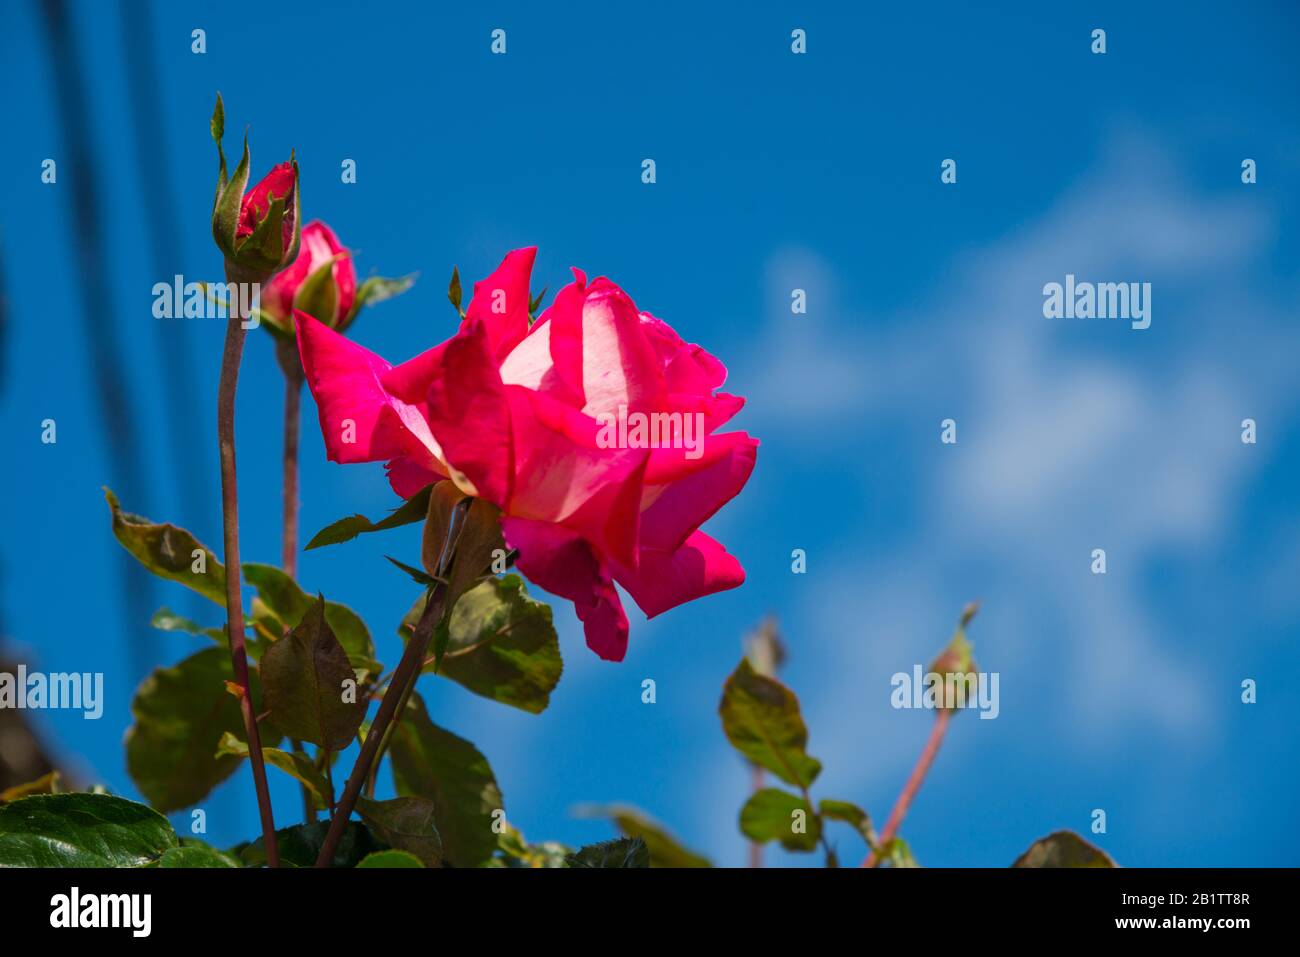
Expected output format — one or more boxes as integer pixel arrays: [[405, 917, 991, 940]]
[[212, 131, 250, 259]]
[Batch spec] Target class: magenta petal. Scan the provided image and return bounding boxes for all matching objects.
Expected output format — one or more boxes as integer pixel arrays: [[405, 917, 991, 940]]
[[465, 246, 537, 362], [295, 311, 441, 472], [501, 516, 630, 661], [504, 385, 647, 569], [613, 530, 745, 619], [641, 432, 758, 551], [422, 321, 513, 506]]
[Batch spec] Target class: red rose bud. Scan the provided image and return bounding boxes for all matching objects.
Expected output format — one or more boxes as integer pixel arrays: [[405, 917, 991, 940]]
[[262, 221, 357, 334], [209, 94, 302, 277]]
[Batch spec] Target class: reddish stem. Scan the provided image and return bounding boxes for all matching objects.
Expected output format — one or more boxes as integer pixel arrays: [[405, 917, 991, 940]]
[[862, 708, 951, 867], [218, 265, 278, 866]]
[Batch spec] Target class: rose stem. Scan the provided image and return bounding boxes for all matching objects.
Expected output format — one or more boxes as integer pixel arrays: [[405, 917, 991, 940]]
[[276, 338, 314, 823], [748, 764, 764, 867], [861, 708, 952, 867], [218, 263, 278, 866], [314, 582, 445, 867]]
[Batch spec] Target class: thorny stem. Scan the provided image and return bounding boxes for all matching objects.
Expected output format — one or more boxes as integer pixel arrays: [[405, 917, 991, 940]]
[[861, 708, 952, 867], [314, 584, 445, 866], [218, 263, 278, 866]]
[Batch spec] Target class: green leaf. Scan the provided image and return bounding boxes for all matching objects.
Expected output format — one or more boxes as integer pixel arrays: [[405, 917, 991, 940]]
[[126, 646, 277, 812], [1012, 830, 1116, 868], [216, 732, 330, 811], [387, 556, 437, 587], [739, 788, 820, 852], [574, 804, 710, 867], [356, 849, 423, 868], [0, 793, 177, 867], [150, 606, 224, 644], [447, 266, 463, 313], [719, 659, 822, 789], [566, 836, 649, 868], [494, 825, 570, 868], [423, 490, 503, 617], [400, 575, 562, 713], [390, 695, 503, 867], [819, 799, 875, 843], [305, 485, 435, 550], [528, 286, 548, 316], [420, 485, 505, 671], [874, 836, 919, 868], [241, 821, 380, 868], [356, 796, 443, 868], [242, 563, 375, 662], [106, 489, 225, 605], [352, 273, 416, 316], [158, 844, 239, 868], [0, 772, 61, 804], [259, 596, 366, 749]]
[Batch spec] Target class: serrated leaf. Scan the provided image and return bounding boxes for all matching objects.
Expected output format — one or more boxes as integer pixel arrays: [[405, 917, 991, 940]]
[[356, 849, 423, 868], [158, 844, 239, 868], [565, 836, 649, 868], [719, 659, 821, 789], [352, 273, 416, 315], [241, 821, 380, 868], [126, 647, 278, 812], [356, 796, 443, 867], [216, 732, 330, 811], [739, 788, 820, 852], [106, 489, 225, 605], [242, 563, 375, 661], [305, 484, 434, 550], [150, 606, 224, 644], [387, 555, 437, 587], [259, 596, 366, 748], [574, 804, 710, 867], [400, 575, 561, 713], [1013, 830, 1116, 868], [389, 695, 503, 867], [819, 799, 875, 843], [0, 793, 177, 867]]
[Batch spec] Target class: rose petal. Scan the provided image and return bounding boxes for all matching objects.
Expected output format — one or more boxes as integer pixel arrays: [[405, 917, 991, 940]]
[[295, 311, 443, 472], [465, 246, 537, 362], [613, 530, 745, 619], [501, 516, 631, 661]]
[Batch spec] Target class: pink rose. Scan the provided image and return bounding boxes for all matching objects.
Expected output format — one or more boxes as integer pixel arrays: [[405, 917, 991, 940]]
[[263, 221, 357, 331], [296, 247, 757, 661], [236, 161, 297, 254]]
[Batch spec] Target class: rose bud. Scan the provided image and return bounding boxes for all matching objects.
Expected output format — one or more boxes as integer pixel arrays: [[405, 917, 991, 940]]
[[261, 221, 357, 334], [209, 93, 301, 279]]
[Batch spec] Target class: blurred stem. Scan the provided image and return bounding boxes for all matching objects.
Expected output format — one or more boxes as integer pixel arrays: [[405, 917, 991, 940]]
[[277, 339, 304, 577], [289, 738, 314, 824], [315, 583, 445, 867], [219, 262, 278, 867], [276, 339, 313, 823], [862, 708, 952, 867], [748, 764, 764, 867]]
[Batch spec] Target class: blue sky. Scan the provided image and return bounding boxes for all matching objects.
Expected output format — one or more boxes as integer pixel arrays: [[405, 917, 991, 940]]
[[2, 0, 1298, 866]]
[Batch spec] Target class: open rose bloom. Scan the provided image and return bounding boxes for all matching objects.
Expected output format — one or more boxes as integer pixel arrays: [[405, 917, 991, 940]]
[[297, 247, 757, 660]]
